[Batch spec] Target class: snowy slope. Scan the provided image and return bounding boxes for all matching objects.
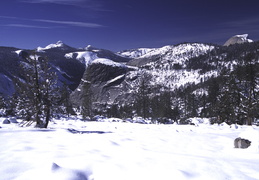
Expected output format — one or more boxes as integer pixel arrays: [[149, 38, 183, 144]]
[[0, 118, 259, 180], [37, 41, 70, 51], [92, 58, 126, 68], [117, 48, 156, 58], [124, 43, 216, 92], [141, 43, 214, 67], [65, 51, 98, 65]]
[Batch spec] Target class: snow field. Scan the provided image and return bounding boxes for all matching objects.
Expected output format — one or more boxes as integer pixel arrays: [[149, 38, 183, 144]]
[[0, 118, 259, 180]]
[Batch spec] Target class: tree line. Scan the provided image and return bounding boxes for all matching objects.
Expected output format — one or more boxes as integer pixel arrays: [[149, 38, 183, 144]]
[[0, 42, 259, 127]]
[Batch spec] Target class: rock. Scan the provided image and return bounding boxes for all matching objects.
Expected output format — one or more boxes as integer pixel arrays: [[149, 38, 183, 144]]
[[2, 119, 11, 124], [70, 58, 129, 106], [9, 117, 18, 123], [234, 137, 251, 149], [224, 34, 253, 46]]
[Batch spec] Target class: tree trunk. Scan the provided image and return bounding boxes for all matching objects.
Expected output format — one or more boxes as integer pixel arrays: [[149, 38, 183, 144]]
[[44, 107, 51, 128]]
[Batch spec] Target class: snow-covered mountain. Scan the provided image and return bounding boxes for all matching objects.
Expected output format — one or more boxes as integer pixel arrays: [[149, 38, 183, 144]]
[[64, 45, 130, 66], [71, 43, 217, 106], [0, 41, 132, 96], [133, 43, 214, 66], [37, 41, 76, 52], [117, 48, 156, 58], [70, 38, 259, 125], [223, 34, 253, 46], [65, 51, 98, 65], [0, 36, 259, 123], [121, 43, 217, 91]]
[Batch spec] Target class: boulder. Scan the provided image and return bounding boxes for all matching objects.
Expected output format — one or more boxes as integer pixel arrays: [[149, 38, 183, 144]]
[[9, 117, 18, 123], [234, 137, 251, 149], [2, 119, 11, 124]]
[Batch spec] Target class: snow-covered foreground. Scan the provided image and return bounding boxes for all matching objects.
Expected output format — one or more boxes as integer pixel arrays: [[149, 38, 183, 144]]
[[1, 118, 259, 180]]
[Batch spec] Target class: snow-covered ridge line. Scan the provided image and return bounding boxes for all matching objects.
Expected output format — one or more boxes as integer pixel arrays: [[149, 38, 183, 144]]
[[91, 58, 125, 67], [117, 48, 157, 58], [136, 43, 214, 60], [36, 41, 68, 51], [65, 51, 98, 65]]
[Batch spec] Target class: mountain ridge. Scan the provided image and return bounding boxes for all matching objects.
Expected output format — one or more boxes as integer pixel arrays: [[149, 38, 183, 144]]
[[0, 35, 259, 125]]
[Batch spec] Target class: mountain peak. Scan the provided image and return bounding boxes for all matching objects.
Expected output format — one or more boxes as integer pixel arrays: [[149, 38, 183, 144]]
[[85, 45, 96, 51], [36, 41, 71, 51], [224, 34, 253, 46]]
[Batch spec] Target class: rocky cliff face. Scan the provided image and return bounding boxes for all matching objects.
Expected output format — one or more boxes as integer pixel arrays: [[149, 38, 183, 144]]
[[223, 34, 253, 46], [70, 58, 132, 107]]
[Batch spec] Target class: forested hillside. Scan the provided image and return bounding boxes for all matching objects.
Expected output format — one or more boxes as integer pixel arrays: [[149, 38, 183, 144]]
[[0, 40, 259, 126]]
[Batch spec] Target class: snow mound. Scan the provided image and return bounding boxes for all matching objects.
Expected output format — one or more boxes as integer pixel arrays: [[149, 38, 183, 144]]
[[188, 117, 210, 125]]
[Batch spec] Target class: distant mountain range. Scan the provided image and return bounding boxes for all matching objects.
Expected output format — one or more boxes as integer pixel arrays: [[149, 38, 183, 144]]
[[0, 34, 258, 123], [0, 41, 130, 96]]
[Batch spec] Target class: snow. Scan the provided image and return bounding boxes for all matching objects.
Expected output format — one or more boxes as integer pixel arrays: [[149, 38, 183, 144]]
[[235, 34, 253, 43], [117, 48, 156, 58], [91, 58, 125, 67], [146, 69, 218, 89], [65, 51, 98, 65], [37, 41, 65, 51], [105, 74, 125, 86], [0, 117, 259, 180], [14, 50, 22, 55], [224, 34, 253, 46]]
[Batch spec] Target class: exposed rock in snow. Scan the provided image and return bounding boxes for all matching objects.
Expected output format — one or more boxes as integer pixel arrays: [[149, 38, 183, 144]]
[[2, 119, 10, 124], [234, 137, 251, 149], [223, 34, 253, 46]]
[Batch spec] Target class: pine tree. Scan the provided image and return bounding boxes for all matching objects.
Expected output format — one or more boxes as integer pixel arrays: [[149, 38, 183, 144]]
[[59, 82, 74, 117], [81, 66, 93, 119], [16, 52, 58, 128], [135, 72, 151, 119]]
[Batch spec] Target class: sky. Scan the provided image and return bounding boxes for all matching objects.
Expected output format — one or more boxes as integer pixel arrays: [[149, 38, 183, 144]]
[[0, 0, 259, 52]]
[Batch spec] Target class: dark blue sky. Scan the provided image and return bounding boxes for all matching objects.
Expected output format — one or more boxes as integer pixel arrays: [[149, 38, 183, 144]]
[[1, 0, 259, 52]]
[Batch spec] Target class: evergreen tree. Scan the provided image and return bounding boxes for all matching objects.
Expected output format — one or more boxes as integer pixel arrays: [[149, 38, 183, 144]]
[[16, 52, 58, 128], [81, 66, 93, 119], [58, 82, 74, 117], [135, 72, 151, 119]]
